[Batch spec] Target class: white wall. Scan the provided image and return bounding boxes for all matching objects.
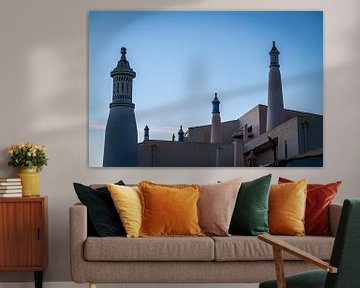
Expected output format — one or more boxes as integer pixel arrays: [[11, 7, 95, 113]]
[[0, 0, 359, 283]]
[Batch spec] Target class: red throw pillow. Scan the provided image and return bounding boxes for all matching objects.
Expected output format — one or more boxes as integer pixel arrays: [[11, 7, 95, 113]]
[[278, 177, 341, 236]]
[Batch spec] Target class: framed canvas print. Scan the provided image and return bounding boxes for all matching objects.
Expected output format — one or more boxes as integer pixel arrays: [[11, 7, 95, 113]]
[[89, 11, 323, 167]]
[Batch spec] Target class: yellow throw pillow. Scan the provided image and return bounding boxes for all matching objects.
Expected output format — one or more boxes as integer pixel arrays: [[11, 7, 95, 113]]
[[138, 181, 204, 237], [269, 179, 307, 236], [107, 183, 142, 238]]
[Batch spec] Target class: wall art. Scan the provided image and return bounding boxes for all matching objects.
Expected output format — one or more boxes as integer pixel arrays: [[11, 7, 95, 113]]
[[89, 11, 323, 167]]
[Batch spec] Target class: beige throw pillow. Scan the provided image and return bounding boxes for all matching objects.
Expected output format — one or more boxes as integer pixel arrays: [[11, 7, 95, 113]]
[[198, 178, 242, 236]]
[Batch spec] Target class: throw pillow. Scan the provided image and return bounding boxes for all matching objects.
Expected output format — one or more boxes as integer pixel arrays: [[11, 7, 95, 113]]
[[198, 178, 243, 236], [107, 183, 142, 238], [269, 179, 307, 236], [279, 177, 341, 236], [229, 174, 272, 236], [138, 181, 203, 237], [73, 181, 126, 237]]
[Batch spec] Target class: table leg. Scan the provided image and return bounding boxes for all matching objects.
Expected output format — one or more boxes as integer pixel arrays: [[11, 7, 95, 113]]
[[34, 271, 43, 288]]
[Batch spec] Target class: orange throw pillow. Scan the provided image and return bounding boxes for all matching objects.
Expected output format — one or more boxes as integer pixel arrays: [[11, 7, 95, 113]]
[[138, 181, 204, 237], [279, 177, 341, 236], [269, 179, 307, 236]]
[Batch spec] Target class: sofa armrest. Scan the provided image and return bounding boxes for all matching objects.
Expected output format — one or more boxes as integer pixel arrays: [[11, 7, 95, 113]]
[[329, 203, 342, 237], [69, 203, 88, 283]]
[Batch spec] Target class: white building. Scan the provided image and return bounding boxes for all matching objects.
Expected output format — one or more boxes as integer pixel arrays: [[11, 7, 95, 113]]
[[138, 42, 323, 167]]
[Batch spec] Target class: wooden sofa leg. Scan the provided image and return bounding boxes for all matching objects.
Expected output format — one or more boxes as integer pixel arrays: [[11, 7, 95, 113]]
[[89, 283, 96, 288]]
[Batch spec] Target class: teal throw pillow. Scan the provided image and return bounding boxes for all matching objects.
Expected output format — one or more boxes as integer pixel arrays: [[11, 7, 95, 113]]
[[229, 174, 272, 236]]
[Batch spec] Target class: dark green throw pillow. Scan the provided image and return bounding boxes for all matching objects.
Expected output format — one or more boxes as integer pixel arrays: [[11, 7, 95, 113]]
[[229, 174, 272, 236], [73, 181, 126, 237]]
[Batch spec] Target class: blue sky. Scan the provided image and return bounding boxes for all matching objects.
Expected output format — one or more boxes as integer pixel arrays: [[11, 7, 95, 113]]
[[88, 11, 323, 167]]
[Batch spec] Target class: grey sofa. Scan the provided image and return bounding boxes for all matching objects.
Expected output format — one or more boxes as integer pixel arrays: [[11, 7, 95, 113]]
[[70, 203, 342, 288]]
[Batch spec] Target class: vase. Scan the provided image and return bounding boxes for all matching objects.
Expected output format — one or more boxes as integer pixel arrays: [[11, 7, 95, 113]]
[[16, 167, 40, 197]]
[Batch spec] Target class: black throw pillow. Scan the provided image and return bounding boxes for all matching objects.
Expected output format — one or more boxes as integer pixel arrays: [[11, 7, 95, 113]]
[[73, 181, 126, 237]]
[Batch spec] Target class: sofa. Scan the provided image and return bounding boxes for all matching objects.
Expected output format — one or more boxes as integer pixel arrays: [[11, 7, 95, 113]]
[[70, 201, 342, 287]]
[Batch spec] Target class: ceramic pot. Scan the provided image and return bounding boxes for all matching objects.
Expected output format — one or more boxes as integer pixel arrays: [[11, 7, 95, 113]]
[[16, 167, 40, 197]]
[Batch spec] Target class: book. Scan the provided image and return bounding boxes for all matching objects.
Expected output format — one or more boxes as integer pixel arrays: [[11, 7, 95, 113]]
[[0, 178, 21, 182], [0, 186, 22, 194], [0, 184, 22, 188], [0, 193, 22, 198], [0, 182, 22, 186]]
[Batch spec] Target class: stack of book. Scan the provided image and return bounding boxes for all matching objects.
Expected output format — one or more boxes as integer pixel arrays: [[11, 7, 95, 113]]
[[0, 178, 22, 197]]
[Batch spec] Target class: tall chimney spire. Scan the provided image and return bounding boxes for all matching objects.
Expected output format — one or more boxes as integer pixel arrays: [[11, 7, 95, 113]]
[[103, 47, 138, 166], [210, 92, 222, 143], [267, 41, 285, 131], [144, 125, 149, 141], [178, 125, 184, 142]]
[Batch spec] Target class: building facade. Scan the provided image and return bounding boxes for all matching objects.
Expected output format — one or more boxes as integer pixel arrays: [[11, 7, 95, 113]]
[[138, 42, 323, 167], [103, 43, 323, 167]]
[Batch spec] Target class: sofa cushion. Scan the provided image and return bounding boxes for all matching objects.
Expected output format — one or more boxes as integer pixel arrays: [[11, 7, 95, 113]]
[[198, 178, 242, 236], [279, 177, 341, 236], [107, 184, 142, 238], [84, 236, 214, 261], [212, 235, 334, 261], [269, 179, 307, 236], [139, 181, 203, 237], [229, 174, 271, 236], [73, 181, 126, 237]]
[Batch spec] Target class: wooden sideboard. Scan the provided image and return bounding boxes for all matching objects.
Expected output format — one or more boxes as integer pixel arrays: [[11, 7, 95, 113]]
[[0, 197, 48, 288]]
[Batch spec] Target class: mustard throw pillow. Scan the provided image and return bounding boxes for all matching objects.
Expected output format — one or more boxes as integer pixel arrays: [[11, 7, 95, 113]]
[[138, 181, 204, 237], [107, 183, 142, 238], [269, 179, 307, 236]]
